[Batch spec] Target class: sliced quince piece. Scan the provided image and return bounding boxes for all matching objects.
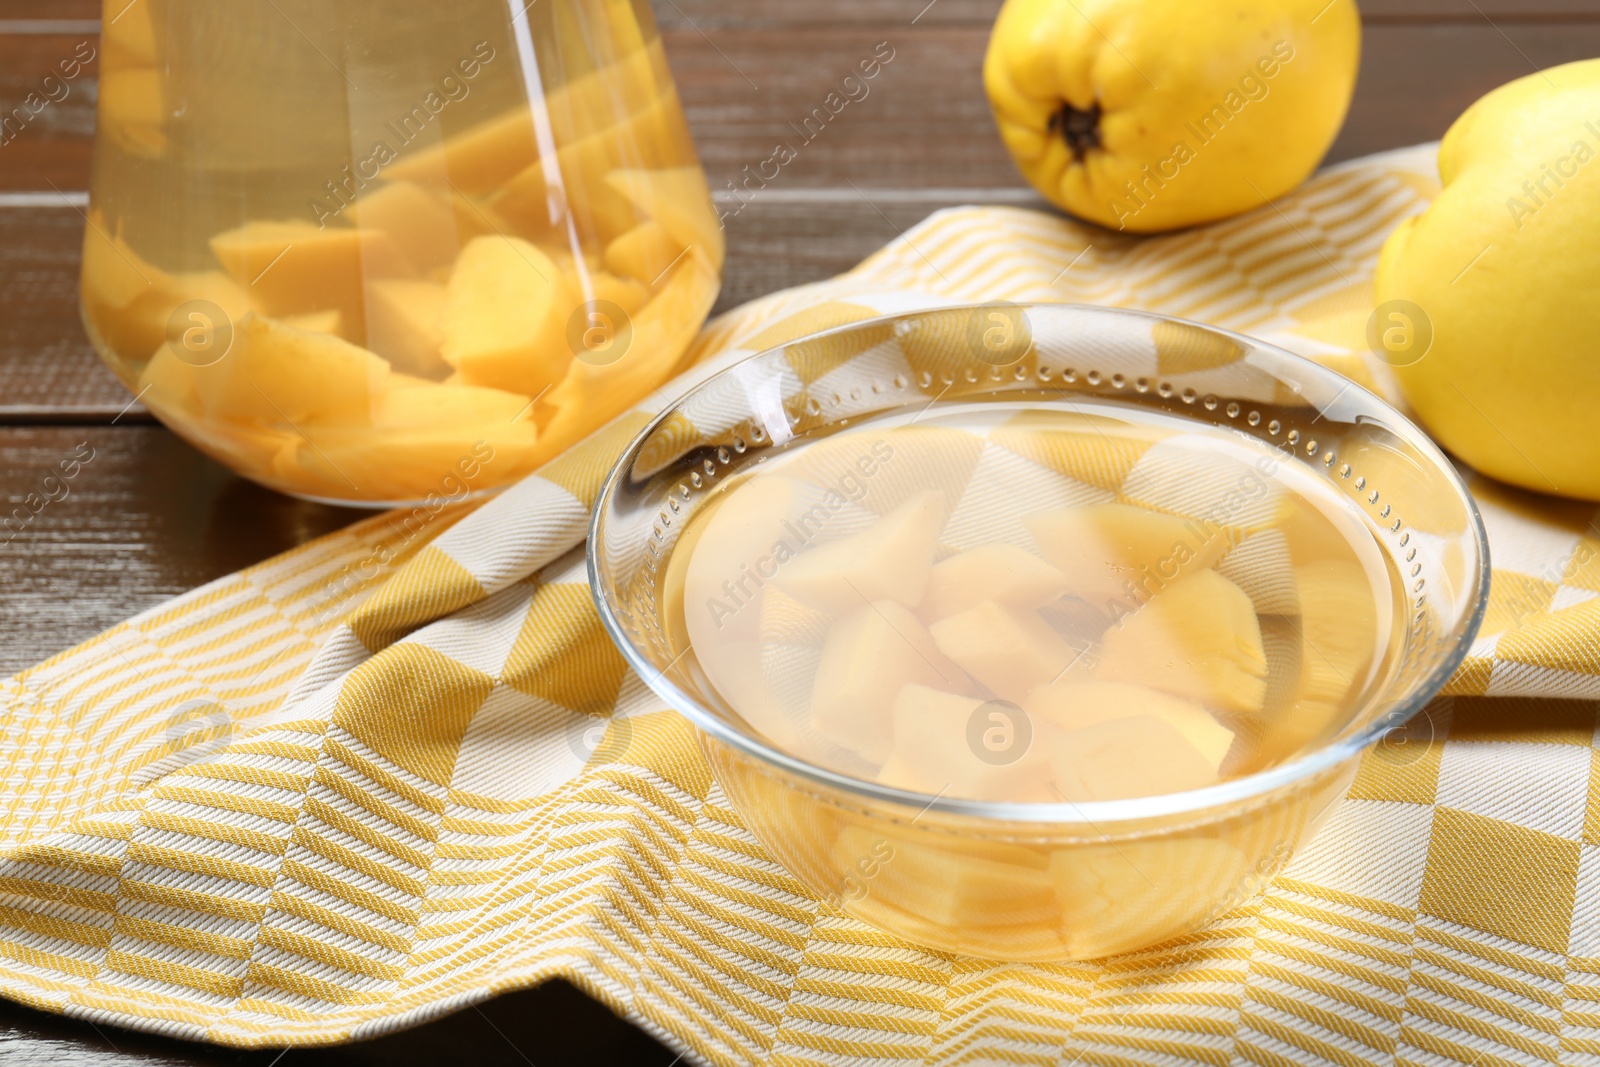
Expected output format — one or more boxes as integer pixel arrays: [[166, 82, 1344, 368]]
[[209, 220, 409, 332], [199, 313, 391, 425], [82, 215, 171, 311], [877, 684, 1053, 801], [99, 67, 167, 156], [929, 600, 1081, 704], [760, 585, 832, 647], [682, 475, 809, 652], [603, 220, 684, 286], [137, 341, 204, 412], [94, 270, 256, 364], [833, 824, 1058, 929], [102, 0, 158, 67], [921, 543, 1070, 622], [1051, 836, 1245, 958], [374, 377, 531, 427], [281, 308, 343, 335], [349, 181, 463, 273], [531, 257, 716, 459], [1253, 560, 1381, 765], [1094, 569, 1268, 715], [485, 94, 680, 241], [441, 235, 576, 396], [383, 107, 539, 196], [1025, 502, 1236, 609], [1023, 680, 1234, 768], [773, 491, 944, 615], [582, 270, 652, 315], [366, 279, 448, 377], [604, 166, 724, 270], [1049, 715, 1222, 802], [811, 601, 967, 764]]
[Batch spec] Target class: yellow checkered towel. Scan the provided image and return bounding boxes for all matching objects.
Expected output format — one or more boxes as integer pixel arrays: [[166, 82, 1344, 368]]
[[5, 143, 1600, 1065]]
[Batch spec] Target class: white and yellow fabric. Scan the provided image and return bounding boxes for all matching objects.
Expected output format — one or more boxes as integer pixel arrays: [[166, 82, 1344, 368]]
[[5, 144, 1600, 1065]]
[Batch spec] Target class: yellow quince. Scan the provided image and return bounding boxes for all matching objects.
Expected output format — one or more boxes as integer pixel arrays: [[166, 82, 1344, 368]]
[[1376, 59, 1600, 501], [983, 0, 1360, 232]]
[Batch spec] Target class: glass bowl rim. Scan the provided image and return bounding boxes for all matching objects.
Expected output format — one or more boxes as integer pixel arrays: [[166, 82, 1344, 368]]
[[588, 302, 1491, 826]]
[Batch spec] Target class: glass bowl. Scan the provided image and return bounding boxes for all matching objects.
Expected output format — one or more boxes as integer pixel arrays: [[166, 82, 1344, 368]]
[[83, 0, 720, 507], [589, 304, 1489, 962]]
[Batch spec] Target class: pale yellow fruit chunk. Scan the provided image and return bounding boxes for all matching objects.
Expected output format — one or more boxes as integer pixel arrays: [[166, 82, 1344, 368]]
[[832, 824, 1058, 929], [485, 92, 681, 241], [1094, 569, 1268, 715], [94, 270, 255, 364], [811, 601, 966, 763], [603, 221, 684, 286], [384, 44, 667, 197], [1255, 559, 1381, 764], [604, 166, 725, 270], [582, 270, 652, 315], [1026, 502, 1234, 608], [137, 342, 204, 412], [383, 107, 539, 196], [209, 221, 410, 329], [374, 378, 532, 427], [349, 181, 464, 273], [535, 257, 716, 457], [99, 67, 167, 156], [929, 600, 1080, 704], [921, 543, 1070, 621], [681, 475, 807, 647], [199, 314, 391, 425], [366, 279, 448, 377], [281, 309, 343, 335], [441, 235, 575, 396], [877, 684, 1053, 801], [1049, 715, 1222, 802], [82, 216, 171, 311], [773, 491, 944, 615], [288, 377, 536, 503], [1051, 837, 1245, 958], [102, 0, 158, 66], [1023, 680, 1234, 768]]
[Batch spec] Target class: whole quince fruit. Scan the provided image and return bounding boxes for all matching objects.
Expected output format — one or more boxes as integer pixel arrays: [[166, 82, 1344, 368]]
[[983, 0, 1360, 233], [1376, 59, 1600, 501]]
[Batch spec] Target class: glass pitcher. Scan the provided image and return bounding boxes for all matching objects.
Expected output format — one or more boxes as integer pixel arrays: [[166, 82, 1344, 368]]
[[82, 0, 722, 506]]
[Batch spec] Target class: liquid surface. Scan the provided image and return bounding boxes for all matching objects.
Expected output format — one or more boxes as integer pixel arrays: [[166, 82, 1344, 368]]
[[668, 402, 1400, 804], [84, 0, 720, 503]]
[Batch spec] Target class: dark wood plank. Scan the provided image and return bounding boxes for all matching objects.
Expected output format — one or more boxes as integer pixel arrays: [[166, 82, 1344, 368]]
[[1328, 21, 1600, 160], [0, 206, 135, 416], [0, 424, 362, 674], [0, 32, 97, 191], [1364, 0, 1600, 18], [0, 977, 678, 1065], [0, 4, 97, 22], [714, 191, 1042, 312]]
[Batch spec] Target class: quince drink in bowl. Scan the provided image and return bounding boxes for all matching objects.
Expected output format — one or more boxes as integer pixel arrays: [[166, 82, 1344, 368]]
[[591, 305, 1488, 961]]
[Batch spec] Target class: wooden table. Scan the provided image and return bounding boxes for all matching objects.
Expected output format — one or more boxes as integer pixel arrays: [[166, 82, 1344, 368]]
[[2, 0, 1598, 1061]]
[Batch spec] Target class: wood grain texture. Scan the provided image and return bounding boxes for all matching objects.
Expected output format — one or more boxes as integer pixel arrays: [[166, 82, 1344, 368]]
[[0, 32, 97, 190], [0, 425, 361, 675]]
